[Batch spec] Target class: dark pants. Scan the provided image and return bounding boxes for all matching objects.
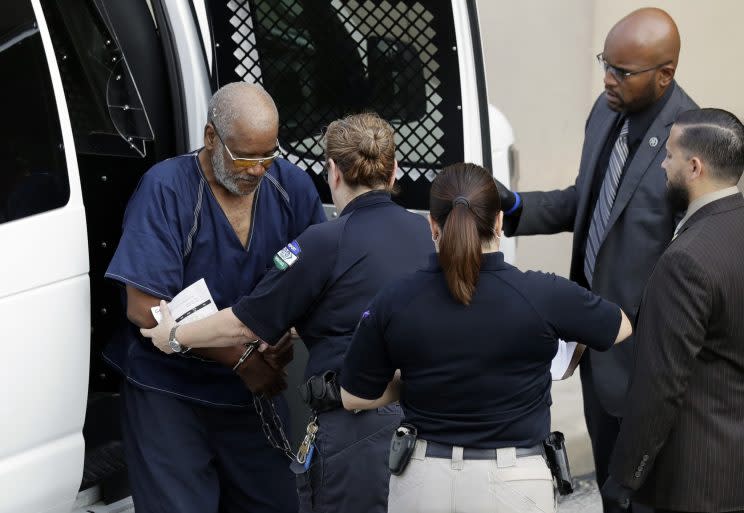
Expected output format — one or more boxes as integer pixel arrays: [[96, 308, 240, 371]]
[[295, 403, 402, 513], [120, 381, 297, 513], [581, 360, 653, 513]]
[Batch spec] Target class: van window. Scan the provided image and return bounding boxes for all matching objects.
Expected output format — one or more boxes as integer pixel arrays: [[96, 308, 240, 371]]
[[39, 0, 155, 158], [0, 0, 70, 224], [208, 0, 464, 209]]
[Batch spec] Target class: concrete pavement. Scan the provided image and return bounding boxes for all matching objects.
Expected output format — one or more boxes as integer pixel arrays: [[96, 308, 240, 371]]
[[558, 475, 603, 513]]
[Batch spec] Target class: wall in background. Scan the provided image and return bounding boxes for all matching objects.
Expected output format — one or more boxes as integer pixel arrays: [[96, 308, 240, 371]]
[[479, 0, 744, 276]]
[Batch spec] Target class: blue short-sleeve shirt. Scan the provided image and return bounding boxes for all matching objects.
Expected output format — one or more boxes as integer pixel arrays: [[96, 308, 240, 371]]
[[342, 252, 621, 448], [232, 191, 433, 379], [104, 151, 325, 407]]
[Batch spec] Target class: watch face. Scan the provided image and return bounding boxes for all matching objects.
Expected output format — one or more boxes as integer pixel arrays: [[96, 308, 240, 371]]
[[169, 339, 182, 353]]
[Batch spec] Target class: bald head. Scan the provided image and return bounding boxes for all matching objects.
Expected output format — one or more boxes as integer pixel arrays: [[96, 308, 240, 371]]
[[208, 82, 279, 138], [601, 8, 681, 112], [607, 8, 680, 68]]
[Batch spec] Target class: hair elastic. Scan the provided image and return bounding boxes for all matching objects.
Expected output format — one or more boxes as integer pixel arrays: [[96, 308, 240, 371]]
[[453, 196, 470, 208]]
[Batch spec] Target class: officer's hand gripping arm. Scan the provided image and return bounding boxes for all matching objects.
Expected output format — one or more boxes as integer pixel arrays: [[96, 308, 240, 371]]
[[140, 300, 259, 353]]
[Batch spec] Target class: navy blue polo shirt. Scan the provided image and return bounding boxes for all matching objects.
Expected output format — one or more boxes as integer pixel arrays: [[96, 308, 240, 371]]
[[104, 152, 325, 407], [342, 252, 621, 448], [232, 190, 433, 379]]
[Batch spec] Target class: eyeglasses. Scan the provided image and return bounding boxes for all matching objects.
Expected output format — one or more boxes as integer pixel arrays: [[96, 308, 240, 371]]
[[210, 122, 281, 169], [596, 53, 671, 82]]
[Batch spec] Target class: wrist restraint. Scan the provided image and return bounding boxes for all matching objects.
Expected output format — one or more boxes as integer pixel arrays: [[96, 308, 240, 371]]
[[233, 340, 260, 371]]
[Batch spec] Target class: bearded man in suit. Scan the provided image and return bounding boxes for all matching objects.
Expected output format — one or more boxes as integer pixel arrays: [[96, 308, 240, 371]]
[[603, 108, 744, 513]]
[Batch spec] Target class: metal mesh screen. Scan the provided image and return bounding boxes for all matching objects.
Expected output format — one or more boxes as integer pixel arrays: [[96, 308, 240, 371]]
[[209, 0, 464, 208]]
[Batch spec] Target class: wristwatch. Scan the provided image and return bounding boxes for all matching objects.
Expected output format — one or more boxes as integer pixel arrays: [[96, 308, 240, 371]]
[[168, 325, 186, 353]]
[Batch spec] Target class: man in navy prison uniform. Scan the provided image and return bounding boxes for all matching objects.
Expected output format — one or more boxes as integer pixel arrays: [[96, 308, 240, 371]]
[[104, 82, 325, 513]]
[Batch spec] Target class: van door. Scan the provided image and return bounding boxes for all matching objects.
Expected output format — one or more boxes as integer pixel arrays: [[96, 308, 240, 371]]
[[0, 0, 89, 512]]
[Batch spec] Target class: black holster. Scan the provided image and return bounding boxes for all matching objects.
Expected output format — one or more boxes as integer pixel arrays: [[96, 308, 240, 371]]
[[388, 423, 417, 476], [543, 431, 573, 495], [299, 370, 342, 413]]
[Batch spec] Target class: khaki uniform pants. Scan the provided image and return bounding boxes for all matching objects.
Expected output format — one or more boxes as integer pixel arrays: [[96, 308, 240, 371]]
[[388, 439, 556, 513]]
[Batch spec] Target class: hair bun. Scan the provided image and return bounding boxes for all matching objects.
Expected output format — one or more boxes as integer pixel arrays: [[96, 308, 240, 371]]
[[323, 112, 396, 190], [359, 130, 382, 159]]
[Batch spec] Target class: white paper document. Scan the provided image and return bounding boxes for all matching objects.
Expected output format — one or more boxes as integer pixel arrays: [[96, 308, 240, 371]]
[[551, 340, 580, 381], [151, 278, 218, 325]]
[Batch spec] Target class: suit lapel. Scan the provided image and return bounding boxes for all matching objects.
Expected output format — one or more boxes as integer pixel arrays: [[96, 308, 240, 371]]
[[603, 85, 683, 236], [574, 110, 621, 240]]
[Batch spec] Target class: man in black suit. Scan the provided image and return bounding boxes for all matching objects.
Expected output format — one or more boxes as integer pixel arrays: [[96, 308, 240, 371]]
[[603, 108, 744, 512], [494, 9, 696, 511]]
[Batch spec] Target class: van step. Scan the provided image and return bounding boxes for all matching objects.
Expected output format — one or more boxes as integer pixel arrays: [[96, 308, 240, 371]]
[[71, 495, 134, 513], [81, 441, 127, 492], [80, 441, 131, 504]]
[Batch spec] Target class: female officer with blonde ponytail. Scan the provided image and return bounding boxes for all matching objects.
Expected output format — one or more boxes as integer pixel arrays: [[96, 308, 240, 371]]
[[341, 162, 632, 513]]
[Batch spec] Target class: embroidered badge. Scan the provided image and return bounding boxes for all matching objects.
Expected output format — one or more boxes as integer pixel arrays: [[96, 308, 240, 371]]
[[649, 136, 659, 147], [273, 241, 301, 271]]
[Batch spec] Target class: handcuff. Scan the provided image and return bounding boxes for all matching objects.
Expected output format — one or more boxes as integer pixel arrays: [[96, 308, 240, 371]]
[[232, 339, 261, 371]]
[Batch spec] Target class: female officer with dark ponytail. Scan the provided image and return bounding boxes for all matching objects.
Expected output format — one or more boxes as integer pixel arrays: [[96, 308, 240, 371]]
[[341, 162, 632, 513]]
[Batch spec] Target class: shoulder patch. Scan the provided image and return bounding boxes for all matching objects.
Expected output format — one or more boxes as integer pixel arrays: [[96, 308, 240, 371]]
[[287, 240, 302, 255], [273, 241, 301, 271]]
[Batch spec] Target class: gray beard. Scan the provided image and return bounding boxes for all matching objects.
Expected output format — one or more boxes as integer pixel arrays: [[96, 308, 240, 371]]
[[211, 146, 261, 196]]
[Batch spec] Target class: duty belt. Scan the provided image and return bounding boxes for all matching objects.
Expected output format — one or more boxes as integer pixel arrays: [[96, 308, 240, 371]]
[[424, 441, 544, 460]]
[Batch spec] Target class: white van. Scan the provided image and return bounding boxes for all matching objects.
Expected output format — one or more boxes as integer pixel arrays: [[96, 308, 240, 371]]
[[0, 1, 516, 511]]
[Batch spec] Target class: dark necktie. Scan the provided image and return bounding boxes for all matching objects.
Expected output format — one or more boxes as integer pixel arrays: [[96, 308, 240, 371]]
[[584, 118, 629, 286]]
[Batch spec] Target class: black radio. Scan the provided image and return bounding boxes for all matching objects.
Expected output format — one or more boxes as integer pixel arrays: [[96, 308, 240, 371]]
[[389, 423, 418, 476]]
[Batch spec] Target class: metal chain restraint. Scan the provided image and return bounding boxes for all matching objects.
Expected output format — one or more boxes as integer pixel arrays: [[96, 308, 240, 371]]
[[252, 394, 295, 460]]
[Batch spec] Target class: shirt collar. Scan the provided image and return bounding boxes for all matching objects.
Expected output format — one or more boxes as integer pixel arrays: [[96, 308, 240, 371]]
[[339, 190, 393, 216], [626, 81, 675, 147], [673, 186, 742, 238], [426, 251, 509, 271]]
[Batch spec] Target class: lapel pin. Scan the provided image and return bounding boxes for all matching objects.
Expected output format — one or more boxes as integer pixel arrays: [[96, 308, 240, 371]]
[[649, 136, 659, 147]]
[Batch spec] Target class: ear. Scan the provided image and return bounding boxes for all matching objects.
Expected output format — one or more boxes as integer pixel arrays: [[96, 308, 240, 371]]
[[689, 156, 704, 181], [428, 213, 440, 241], [388, 160, 399, 188], [658, 64, 675, 88], [494, 210, 504, 235], [204, 123, 217, 151], [329, 159, 343, 189]]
